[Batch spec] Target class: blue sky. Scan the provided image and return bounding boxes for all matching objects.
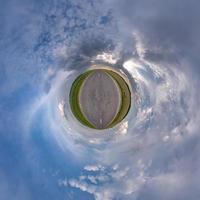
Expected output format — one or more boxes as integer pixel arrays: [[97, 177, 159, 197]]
[[1, 0, 200, 199]]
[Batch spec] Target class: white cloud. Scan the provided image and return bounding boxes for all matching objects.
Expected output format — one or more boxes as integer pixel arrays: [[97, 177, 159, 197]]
[[84, 165, 105, 172]]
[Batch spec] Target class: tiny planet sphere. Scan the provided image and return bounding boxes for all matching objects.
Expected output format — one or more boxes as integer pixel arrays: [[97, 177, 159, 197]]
[[69, 68, 131, 129]]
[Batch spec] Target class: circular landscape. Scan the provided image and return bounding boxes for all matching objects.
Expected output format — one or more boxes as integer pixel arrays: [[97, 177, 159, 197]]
[[69, 68, 131, 129]]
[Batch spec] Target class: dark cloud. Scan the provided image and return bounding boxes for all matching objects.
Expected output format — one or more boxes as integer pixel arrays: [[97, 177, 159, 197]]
[[59, 35, 115, 71], [106, 0, 200, 65]]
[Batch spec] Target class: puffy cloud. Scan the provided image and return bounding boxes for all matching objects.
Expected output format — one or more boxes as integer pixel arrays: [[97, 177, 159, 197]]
[[84, 165, 105, 172], [57, 1, 200, 199]]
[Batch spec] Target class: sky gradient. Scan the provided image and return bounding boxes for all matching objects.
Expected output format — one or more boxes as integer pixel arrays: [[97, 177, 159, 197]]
[[0, 0, 200, 199]]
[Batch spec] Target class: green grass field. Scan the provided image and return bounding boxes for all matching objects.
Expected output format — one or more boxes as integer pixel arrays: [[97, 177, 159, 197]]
[[106, 70, 131, 128], [69, 70, 95, 128], [69, 69, 131, 129]]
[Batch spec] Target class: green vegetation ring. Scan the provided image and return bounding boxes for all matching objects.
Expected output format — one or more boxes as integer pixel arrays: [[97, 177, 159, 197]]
[[69, 68, 131, 129]]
